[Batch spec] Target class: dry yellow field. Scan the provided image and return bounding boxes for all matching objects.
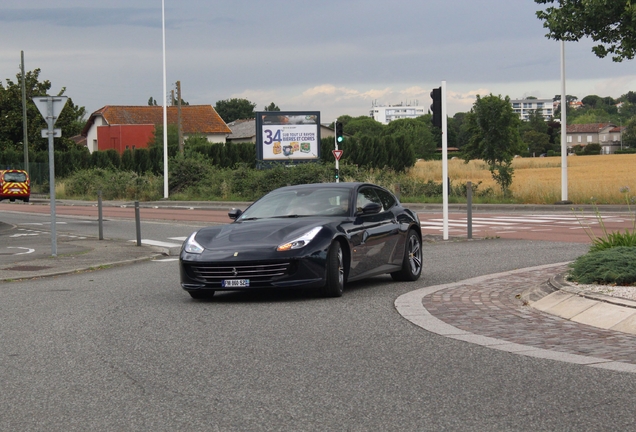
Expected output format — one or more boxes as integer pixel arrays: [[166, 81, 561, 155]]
[[410, 154, 636, 204]]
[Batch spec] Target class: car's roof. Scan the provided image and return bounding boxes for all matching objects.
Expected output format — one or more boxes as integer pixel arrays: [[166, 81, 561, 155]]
[[276, 182, 373, 191]]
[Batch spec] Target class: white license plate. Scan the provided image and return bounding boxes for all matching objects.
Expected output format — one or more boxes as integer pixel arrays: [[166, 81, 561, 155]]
[[222, 279, 250, 288]]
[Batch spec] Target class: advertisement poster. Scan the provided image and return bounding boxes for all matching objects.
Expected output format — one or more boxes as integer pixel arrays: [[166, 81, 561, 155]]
[[257, 112, 320, 161]]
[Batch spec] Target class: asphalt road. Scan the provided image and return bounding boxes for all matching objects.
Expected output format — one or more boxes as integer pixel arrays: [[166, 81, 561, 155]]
[[2, 203, 636, 430]]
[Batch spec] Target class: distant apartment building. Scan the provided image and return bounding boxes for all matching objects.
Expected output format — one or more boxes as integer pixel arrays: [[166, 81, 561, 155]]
[[510, 98, 554, 121], [369, 103, 426, 124]]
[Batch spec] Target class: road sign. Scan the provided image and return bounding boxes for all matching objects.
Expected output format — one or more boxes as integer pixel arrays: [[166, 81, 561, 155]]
[[33, 96, 68, 126], [41, 129, 61, 138], [32, 95, 68, 257], [332, 149, 343, 161]]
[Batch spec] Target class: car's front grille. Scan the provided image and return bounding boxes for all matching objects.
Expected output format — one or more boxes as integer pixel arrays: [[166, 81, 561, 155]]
[[191, 262, 292, 284]]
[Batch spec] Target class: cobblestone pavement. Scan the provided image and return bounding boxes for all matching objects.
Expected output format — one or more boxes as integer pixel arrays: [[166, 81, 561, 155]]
[[409, 264, 636, 366]]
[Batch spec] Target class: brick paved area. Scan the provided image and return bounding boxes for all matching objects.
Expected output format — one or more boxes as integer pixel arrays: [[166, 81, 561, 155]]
[[421, 264, 636, 364]]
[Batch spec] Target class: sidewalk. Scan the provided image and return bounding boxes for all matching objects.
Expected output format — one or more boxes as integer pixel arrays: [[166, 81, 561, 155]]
[[396, 263, 636, 373], [0, 235, 163, 282]]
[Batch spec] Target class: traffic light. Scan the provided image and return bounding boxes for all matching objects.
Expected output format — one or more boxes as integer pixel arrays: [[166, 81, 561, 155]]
[[334, 168, 339, 180], [335, 121, 344, 144], [430, 87, 442, 128]]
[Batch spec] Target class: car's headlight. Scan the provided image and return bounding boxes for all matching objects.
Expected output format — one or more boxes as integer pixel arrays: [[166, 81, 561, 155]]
[[277, 227, 322, 252], [184, 232, 204, 254]]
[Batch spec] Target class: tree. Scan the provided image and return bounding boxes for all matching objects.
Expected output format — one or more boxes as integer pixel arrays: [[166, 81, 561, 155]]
[[339, 115, 384, 137], [148, 97, 157, 106], [622, 116, 636, 148], [0, 68, 86, 153], [581, 95, 603, 108], [382, 117, 436, 160], [622, 91, 636, 104], [462, 94, 523, 196], [264, 102, 280, 111], [523, 130, 551, 156], [535, 0, 636, 61], [520, 109, 549, 135], [214, 98, 256, 123]]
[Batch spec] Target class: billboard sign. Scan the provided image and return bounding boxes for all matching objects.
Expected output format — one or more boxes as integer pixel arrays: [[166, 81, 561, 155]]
[[256, 111, 321, 163]]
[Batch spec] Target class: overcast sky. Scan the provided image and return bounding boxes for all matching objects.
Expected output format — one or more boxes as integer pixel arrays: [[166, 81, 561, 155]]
[[2, 1, 635, 122]]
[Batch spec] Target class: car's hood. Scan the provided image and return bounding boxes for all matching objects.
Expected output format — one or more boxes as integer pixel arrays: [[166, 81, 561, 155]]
[[194, 217, 327, 250]]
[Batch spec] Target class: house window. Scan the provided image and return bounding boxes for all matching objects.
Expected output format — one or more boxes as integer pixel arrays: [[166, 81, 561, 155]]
[[577, 135, 582, 143], [614, 134, 619, 141], [587, 135, 592, 143], [512, 103, 520, 108], [602, 134, 607, 142], [523, 103, 532, 109], [567, 136, 572, 143], [537, 103, 544, 109]]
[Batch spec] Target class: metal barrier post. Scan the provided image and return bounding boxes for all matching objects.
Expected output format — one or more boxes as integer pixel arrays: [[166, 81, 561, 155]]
[[467, 181, 473, 240], [98, 190, 103, 240], [135, 201, 141, 246]]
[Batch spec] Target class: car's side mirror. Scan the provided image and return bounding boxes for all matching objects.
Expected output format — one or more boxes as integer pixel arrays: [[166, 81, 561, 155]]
[[228, 208, 243, 220], [356, 202, 382, 216]]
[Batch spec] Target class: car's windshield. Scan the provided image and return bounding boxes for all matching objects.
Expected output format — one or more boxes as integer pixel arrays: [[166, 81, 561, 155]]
[[239, 188, 350, 220]]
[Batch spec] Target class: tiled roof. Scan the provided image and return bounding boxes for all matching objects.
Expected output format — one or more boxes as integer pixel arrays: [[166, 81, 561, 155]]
[[566, 123, 615, 133], [226, 118, 256, 139], [82, 105, 231, 136]]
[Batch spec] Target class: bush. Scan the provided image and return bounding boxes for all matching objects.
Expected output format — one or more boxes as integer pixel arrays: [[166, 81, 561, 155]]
[[568, 247, 636, 285], [63, 168, 162, 200]]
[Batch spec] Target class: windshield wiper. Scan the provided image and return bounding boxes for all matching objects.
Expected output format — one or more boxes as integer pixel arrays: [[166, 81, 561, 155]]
[[239, 217, 260, 221], [271, 214, 308, 218]]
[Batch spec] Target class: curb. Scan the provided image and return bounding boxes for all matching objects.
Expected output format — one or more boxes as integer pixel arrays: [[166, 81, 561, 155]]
[[548, 273, 636, 310], [0, 254, 161, 283]]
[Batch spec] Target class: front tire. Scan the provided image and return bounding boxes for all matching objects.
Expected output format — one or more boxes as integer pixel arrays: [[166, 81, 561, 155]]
[[391, 229, 422, 281], [321, 241, 345, 297]]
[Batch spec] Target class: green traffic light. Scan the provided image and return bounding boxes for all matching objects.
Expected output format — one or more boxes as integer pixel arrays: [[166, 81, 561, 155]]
[[337, 136, 344, 143]]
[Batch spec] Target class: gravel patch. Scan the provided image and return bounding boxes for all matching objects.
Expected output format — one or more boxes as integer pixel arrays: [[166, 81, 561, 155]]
[[572, 283, 636, 300]]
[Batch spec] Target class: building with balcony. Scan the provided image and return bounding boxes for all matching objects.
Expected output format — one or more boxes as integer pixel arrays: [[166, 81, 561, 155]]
[[510, 98, 554, 121]]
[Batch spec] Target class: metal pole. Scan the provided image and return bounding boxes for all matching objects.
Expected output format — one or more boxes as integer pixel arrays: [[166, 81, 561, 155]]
[[98, 190, 103, 240], [21, 51, 29, 173], [47, 98, 57, 256], [560, 40, 568, 202], [466, 181, 472, 240], [441, 81, 448, 240], [135, 201, 142, 246], [162, 0, 169, 198], [334, 118, 339, 183]]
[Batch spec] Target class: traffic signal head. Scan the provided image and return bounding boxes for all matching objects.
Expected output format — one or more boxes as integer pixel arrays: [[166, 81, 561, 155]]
[[430, 87, 442, 128], [334, 168, 339, 180], [335, 121, 344, 143]]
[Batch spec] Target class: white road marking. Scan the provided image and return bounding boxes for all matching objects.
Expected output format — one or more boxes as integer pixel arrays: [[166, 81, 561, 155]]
[[132, 239, 182, 248], [169, 237, 187, 242], [7, 247, 35, 255], [153, 258, 180, 262]]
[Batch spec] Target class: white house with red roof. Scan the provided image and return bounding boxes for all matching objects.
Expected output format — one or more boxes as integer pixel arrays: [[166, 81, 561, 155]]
[[81, 105, 231, 154]]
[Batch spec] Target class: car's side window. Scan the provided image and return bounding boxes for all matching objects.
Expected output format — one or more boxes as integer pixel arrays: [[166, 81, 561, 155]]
[[374, 188, 396, 211], [356, 187, 382, 212]]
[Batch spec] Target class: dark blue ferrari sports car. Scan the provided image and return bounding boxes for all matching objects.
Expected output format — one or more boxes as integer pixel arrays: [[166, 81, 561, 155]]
[[180, 182, 422, 299]]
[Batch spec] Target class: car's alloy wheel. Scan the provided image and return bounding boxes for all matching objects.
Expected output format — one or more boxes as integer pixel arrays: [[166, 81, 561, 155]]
[[391, 229, 422, 281], [323, 241, 344, 297]]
